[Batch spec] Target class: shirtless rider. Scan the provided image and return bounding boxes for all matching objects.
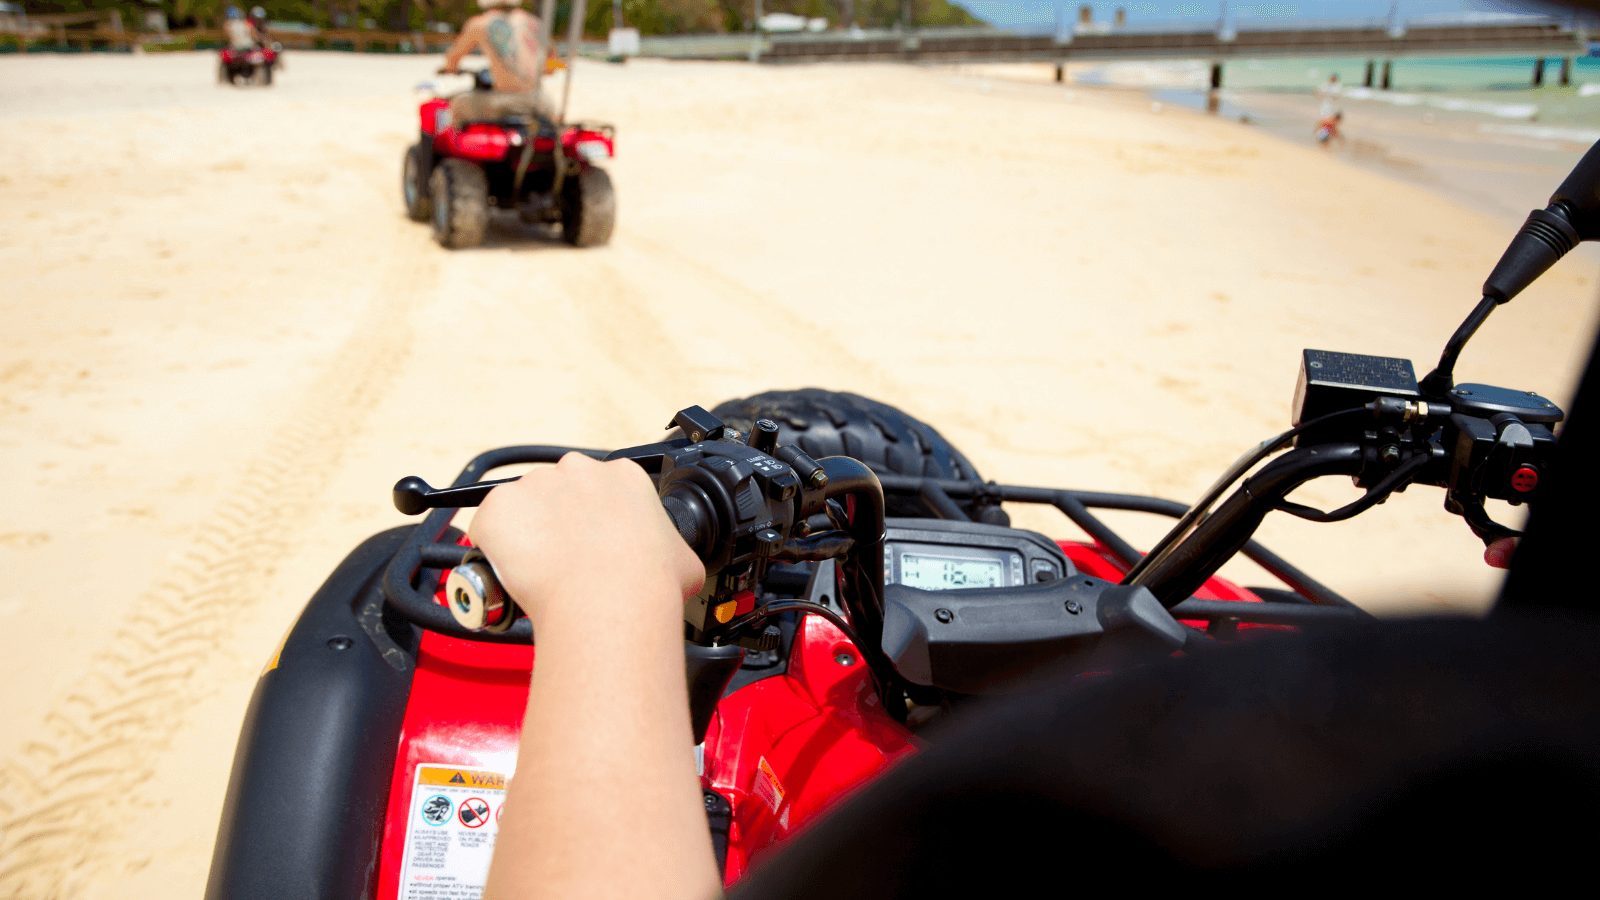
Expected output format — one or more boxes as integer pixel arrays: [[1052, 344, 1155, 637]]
[[439, 0, 555, 124]]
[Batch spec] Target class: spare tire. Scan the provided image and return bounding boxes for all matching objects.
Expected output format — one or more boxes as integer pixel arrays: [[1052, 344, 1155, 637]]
[[708, 389, 1007, 524]]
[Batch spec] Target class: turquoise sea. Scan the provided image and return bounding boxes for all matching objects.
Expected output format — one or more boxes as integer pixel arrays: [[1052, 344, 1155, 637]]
[[1077, 53, 1600, 139], [1069, 52, 1600, 221], [1220, 54, 1600, 132], [1222, 53, 1600, 90]]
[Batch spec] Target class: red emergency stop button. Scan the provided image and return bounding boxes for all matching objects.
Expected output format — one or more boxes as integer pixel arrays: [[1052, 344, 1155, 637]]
[[1511, 465, 1539, 493]]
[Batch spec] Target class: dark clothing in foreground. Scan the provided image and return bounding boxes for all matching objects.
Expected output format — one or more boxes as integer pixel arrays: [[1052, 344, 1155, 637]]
[[732, 615, 1600, 892], [735, 290, 1600, 893]]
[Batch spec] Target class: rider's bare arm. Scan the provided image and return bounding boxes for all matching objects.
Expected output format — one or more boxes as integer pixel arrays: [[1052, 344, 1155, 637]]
[[473, 454, 722, 900], [441, 16, 485, 73]]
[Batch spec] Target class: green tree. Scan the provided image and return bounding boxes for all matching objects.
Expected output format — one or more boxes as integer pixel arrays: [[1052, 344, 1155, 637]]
[[13, 0, 975, 35]]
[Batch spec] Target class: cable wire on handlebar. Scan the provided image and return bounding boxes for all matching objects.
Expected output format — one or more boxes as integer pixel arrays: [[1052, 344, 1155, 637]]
[[1123, 407, 1373, 583], [715, 601, 867, 656], [1275, 453, 1432, 523]]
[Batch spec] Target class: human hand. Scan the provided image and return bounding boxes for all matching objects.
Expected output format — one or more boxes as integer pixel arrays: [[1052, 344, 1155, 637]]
[[468, 453, 705, 628]]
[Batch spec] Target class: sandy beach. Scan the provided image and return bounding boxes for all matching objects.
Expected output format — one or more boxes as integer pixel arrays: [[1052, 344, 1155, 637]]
[[1, 50, 1596, 896]]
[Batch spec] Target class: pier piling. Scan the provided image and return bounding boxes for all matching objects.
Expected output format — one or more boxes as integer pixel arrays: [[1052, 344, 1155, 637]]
[[1533, 57, 1546, 87], [1560, 57, 1572, 86], [1380, 60, 1392, 90], [1363, 59, 1374, 87]]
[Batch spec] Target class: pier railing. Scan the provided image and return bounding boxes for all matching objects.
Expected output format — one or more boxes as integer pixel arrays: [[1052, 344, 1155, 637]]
[[758, 21, 1585, 64]]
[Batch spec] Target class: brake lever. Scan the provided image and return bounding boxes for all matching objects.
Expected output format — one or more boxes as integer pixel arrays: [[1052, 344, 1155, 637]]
[[391, 475, 519, 515], [1455, 496, 1522, 545]]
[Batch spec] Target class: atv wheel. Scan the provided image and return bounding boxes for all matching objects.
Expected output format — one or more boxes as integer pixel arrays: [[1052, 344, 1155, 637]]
[[707, 389, 1009, 524], [561, 166, 615, 247], [402, 143, 433, 222], [429, 159, 489, 249], [260, 63, 273, 86]]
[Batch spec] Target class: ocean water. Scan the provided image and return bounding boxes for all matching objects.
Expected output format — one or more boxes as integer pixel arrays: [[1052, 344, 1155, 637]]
[[1055, 51, 1600, 222], [1081, 54, 1600, 140]]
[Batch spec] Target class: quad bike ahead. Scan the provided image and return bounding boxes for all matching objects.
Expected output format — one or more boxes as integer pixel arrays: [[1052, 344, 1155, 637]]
[[217, 43, 279, 86], [402, 64, 616, 250], [208, 143, 1600, 897]]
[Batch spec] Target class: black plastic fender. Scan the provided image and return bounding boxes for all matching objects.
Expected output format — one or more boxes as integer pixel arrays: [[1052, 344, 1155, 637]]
[[206, 528, 420, 900]]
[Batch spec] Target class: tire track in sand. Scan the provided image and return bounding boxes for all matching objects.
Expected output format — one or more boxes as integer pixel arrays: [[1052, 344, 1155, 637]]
[[0, 242, 440, 896]]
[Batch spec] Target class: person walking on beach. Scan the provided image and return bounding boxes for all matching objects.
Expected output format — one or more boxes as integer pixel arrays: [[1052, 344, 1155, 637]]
[[438, 0, 554, 123], [1315, 111, 1344, 146], [1314, 74, 1344, 147], [1317, 73, 1342, 118]]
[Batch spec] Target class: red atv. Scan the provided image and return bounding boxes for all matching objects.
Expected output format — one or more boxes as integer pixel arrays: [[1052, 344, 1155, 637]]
[[208, 144, 1600, 895], [402, 68, 616, 250], [217, 44, 278, 86]]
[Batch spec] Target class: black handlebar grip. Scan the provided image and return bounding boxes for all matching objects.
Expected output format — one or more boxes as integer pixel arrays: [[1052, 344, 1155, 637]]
[[661, 494, 709, 559], [1552, 137, 1600, 241]]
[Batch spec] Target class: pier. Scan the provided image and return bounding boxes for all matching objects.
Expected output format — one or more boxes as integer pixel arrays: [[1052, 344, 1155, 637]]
[[757, 20, 1591, 88]]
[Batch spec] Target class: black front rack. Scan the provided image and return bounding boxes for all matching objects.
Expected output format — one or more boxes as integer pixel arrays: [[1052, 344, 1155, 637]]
[[878, 475, 1362, 612], [380, 447, 1368, 644]]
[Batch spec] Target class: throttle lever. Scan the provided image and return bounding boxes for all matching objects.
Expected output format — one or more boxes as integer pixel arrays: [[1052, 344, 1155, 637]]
[[392, 475, 519, 515]]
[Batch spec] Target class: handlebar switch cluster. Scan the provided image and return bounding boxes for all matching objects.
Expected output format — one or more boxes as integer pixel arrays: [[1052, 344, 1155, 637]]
[[1442, 385, 1563, 542], [1446, 406, 1561, 504], [619, 407, 840, 637], [1284, 350, 1566, 546]]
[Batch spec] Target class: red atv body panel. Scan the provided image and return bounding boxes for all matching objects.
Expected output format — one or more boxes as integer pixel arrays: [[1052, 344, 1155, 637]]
[[219, 47, 276, 66], [437, 124, 517, 163], [375, 635, 532, 898], [372, 539, 1261, 896], [703, 614, 916, 882], [418, 97, 616, 166]]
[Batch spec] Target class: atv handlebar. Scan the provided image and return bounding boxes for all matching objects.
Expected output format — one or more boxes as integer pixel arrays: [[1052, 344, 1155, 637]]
[[433, 66, 495, 93], [1129, 443, 1367, 605], [434, 493, 712, 633], [385, 371, 1560, 704], [394, 408, 890, 655], [1128, 363, 1562, 607]]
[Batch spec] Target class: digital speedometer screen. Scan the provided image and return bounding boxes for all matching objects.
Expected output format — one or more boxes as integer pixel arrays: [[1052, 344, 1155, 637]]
[[899, 553, 1006, 590]]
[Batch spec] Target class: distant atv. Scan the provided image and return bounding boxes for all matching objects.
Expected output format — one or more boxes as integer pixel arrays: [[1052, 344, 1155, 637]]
[[403, 69, 616, 250], [217, 44, 279, 86]]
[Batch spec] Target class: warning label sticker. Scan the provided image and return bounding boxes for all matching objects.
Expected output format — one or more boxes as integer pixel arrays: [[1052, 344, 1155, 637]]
[[752, 756, 786, 814], [399, 764, 509, 900]]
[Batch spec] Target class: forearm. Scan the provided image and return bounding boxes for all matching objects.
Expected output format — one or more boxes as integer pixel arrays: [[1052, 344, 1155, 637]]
[[443, 31, 474, 70], [486, 578, 721, 900]]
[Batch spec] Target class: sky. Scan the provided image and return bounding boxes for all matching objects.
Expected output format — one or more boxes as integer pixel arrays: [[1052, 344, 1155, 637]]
[[951, 1, 1594, 31]]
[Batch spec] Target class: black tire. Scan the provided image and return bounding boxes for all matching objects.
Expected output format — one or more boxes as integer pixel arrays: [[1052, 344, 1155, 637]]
[[707, 389, 1008, 524], [402, 143, 433, 222], [561, 166, 615, 247], [429, 159, 489, 249]]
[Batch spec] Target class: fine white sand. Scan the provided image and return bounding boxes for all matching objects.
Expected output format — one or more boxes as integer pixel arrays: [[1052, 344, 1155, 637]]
[[1, 50, 1595, 896]]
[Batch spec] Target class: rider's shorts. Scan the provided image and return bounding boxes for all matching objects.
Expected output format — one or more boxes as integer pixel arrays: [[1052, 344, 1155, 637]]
[[448, 90, 554, 124]]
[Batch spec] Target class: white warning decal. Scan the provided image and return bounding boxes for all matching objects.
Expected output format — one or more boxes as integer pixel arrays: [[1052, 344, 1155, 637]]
[[399, 764, 509, 899]]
